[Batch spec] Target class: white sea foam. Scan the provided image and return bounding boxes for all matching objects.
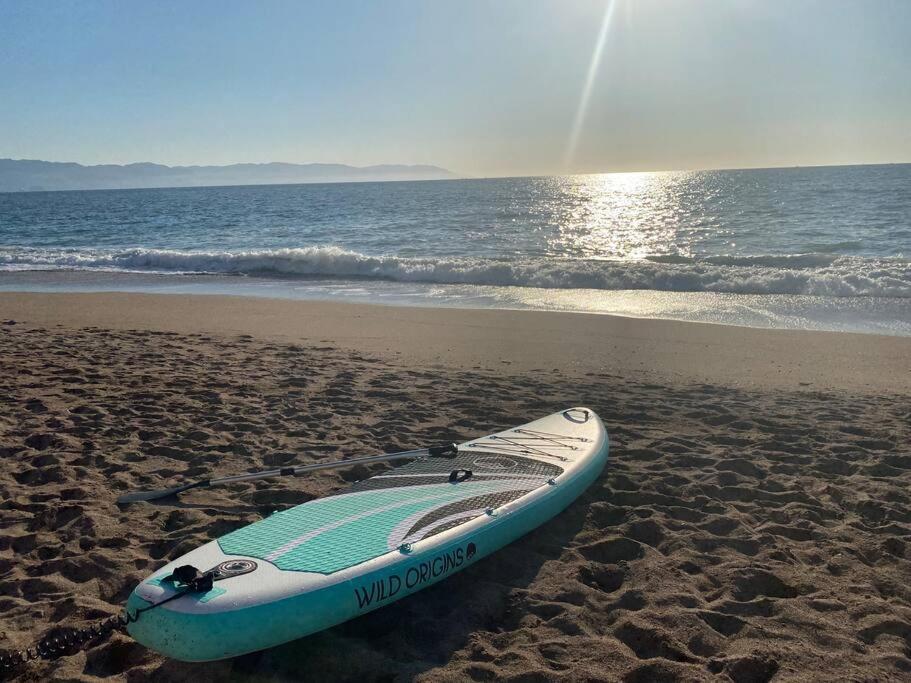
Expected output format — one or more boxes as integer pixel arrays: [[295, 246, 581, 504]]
[[0, 246, 909, 298]]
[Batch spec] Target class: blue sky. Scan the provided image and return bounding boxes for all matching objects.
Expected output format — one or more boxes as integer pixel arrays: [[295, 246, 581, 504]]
[[1, 0, 909, 176]]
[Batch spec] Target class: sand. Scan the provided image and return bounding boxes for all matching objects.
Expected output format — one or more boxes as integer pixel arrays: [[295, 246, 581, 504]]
[[1, 292, 909, 394], [0, 293, 909, 682]]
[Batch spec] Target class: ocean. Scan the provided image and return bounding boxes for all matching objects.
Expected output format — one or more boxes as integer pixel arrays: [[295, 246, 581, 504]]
[[1, 164, 909, 335]]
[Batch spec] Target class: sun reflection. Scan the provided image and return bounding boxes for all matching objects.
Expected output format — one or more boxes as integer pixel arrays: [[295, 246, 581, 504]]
[[548, 171, 700, 262]]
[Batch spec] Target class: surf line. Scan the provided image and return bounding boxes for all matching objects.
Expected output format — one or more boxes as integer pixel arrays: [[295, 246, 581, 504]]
[[354, 542, 477, 610]]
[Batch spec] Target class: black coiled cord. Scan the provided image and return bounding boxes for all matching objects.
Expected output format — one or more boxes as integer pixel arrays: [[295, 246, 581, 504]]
[[0, 586, 188, 674], [0, 611, 134, 672]]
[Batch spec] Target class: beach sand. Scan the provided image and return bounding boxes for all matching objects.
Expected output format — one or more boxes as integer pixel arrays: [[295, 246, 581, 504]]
[[1, 293, 909, 682]]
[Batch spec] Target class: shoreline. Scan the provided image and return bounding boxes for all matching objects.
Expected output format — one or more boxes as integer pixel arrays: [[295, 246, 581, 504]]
[[2, 269, 909, 338], [2, 291, 909, 394]]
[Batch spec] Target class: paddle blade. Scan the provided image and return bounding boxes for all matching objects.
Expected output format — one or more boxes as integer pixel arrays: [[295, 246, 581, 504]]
[[116, 481, 205, 504]]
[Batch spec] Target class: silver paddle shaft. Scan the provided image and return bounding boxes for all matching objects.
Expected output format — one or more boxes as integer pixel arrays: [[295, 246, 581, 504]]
[[210, 447, 436, 486]]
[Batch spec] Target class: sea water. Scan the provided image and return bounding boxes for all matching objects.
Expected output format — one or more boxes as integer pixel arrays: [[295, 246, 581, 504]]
[[1, 164, 909, 335]]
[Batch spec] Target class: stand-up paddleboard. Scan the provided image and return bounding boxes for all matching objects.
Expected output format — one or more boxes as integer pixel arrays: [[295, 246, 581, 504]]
[[126, 408, 608, 661]]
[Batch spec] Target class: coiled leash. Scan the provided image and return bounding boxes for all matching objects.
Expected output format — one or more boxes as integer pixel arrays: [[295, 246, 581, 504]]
[[0, 564, 217, 673]]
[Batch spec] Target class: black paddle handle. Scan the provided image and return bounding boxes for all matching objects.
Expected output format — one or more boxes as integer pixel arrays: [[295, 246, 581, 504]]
[[429, 443, 459, 459]]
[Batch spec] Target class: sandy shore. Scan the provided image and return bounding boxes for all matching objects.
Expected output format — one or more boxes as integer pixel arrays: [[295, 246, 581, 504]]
[[1, 292, 909, 394], [1, 293, 909, 682]]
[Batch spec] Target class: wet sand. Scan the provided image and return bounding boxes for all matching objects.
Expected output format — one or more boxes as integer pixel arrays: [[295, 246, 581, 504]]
[[1, 293, 909, 682]]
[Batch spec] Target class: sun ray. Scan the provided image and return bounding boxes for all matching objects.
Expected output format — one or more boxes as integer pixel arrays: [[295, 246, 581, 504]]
[[564, 0, 617, 172]]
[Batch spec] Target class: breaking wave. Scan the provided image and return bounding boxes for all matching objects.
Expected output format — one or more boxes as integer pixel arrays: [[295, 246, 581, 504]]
[[1, 246, 909, 298]]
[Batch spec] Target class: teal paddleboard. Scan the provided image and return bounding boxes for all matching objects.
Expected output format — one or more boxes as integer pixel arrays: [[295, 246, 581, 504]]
[[126, 408, 609, 661]]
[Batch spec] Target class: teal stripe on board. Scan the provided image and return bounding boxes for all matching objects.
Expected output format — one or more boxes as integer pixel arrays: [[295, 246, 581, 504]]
[[218, 480, 520, 573]]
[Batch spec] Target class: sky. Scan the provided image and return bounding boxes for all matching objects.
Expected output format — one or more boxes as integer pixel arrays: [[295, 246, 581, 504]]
[[1, 0, 909, 177]]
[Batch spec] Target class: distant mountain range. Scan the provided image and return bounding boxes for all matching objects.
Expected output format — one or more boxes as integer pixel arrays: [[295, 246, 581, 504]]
[[0, 158, 458, 192]]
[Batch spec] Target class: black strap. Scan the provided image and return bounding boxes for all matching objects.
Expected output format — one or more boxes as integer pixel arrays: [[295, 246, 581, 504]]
[[165, 564, 215, 593], [449, 469, 473, 483]]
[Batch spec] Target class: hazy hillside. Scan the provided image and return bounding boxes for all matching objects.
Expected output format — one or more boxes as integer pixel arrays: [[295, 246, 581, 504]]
[[0, 159, 458, 192]]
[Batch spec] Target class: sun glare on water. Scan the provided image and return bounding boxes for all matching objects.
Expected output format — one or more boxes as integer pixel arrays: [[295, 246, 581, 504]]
[[551, 172, 693, 262], [559, 1, 688, 263]]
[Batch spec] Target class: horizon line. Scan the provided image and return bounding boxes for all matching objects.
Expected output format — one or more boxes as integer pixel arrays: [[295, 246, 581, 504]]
[[2, 158, 908, 196], [5, 155, 911, 176]]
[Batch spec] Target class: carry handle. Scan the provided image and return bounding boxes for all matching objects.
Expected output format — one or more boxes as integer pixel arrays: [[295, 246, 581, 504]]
[[449, 469, 473, 483]]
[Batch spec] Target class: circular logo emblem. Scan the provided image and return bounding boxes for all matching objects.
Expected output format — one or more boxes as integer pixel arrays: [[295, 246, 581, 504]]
[[215, 559, 257, 577], [466, 542, 477, 560]]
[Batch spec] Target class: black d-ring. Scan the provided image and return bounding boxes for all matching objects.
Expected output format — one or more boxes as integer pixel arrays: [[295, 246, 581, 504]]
[[449, 469, 473, 483], [563, 408, 590, 423]]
